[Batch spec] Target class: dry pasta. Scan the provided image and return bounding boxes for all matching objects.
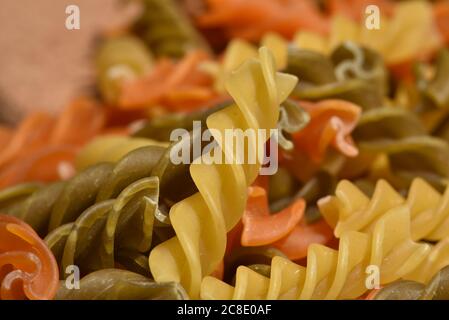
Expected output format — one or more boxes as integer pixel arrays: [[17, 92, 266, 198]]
[[149, 47, 298, 298], [2, 0, 449, 302]]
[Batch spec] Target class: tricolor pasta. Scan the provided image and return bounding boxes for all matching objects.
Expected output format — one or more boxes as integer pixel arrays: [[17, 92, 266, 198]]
[[1, 0, 449, 301]]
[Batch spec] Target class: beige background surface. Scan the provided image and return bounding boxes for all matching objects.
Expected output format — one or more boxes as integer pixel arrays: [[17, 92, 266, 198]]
[[0, 0, 139, 124]]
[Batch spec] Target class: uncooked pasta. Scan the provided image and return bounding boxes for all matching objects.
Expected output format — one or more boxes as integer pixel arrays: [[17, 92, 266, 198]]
[[1, 0, 449, 302]]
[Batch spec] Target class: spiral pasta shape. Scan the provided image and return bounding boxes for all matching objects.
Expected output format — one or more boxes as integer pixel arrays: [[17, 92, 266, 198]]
[[55, 269, 188, 300], [319, 178, 449, 283], [0, 145, 167, 237], [201, 205, 430, 300], [44, 176, 161, 277], [0, 215, 59, 300], [318, 178, 449, 242], [149, 47, 298, 298]]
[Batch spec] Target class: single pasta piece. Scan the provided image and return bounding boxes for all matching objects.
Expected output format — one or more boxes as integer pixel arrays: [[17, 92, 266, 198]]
[[0, 215, 59, 300], [44, 176, 162, 277], [75, 135, 167, 171], [319, 178, 449, 242], [281, 99, 360, 182], [208, 33, 289, 93], [239, 186, 333, 261], [201, 205, 430, 299], [149, 47, 298, 298], [241, 186, 305, 246], [291, 100, 361, 162]]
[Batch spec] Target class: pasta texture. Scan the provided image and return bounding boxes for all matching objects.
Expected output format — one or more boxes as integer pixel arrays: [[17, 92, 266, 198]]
[[56, 269, 188, 300], [149, 47, 298, 298], [133, 0, 209, 58], [294, 1, 443, 65], [201, 205, 430, 299], [0, 145, 167, 237], [319, 178, 449, 282], [0, 215, 59, 300], [44, 176, 161, 276], [241, 186, 305, 247], [238, 186, 333, 261]]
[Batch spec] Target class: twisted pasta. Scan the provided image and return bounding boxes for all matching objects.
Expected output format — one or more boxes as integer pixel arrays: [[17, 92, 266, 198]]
[[149, 47, 298, 298], [44, 176, 162, 277], [0, 215, 59, 300], [319, 178, 449, 241], [288, 44, 386, 110], [75, 135, 167, 171], [319, 178, 449, 283], [241, 186, 305, 247], [201, 205, 430, 299], [55, 269, 187, 300], [290, 100, 361, 162], [349, 106, 449, 190], [237, 185, 333, 261], [0, 145, 167, 237]]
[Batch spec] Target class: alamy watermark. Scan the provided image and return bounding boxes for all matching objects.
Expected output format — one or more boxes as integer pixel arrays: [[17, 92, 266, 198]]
[[169, 121, 279, 175], [365, 265, 381, 290]]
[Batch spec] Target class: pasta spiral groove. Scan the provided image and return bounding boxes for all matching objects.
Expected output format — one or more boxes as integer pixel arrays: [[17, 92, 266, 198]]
[[44, 176, 161, 276], [201, 206, 430, 300], [149, 47, 298, 298], [319, 178, 449, 282], [319, 178, 449, 242], [0, 145, 166, 237]]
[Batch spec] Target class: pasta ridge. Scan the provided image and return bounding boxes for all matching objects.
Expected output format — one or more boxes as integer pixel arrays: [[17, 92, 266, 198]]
[[319, 178, 449, 282], [201, 206, 430, 300], [319, 178, 449, 241], [149, 47, 298, 298], [44, 176, 161, 276]]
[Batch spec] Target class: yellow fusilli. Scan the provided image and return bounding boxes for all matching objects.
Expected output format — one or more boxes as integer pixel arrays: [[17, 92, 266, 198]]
[[149, 47, 298, 298]]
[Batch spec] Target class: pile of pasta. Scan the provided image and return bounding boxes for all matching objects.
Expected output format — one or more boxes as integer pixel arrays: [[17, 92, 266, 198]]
[[1, 0, 449, 300]]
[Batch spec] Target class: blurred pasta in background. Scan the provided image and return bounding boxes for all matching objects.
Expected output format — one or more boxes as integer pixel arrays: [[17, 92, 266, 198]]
[[1, 0, 449, 300]]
